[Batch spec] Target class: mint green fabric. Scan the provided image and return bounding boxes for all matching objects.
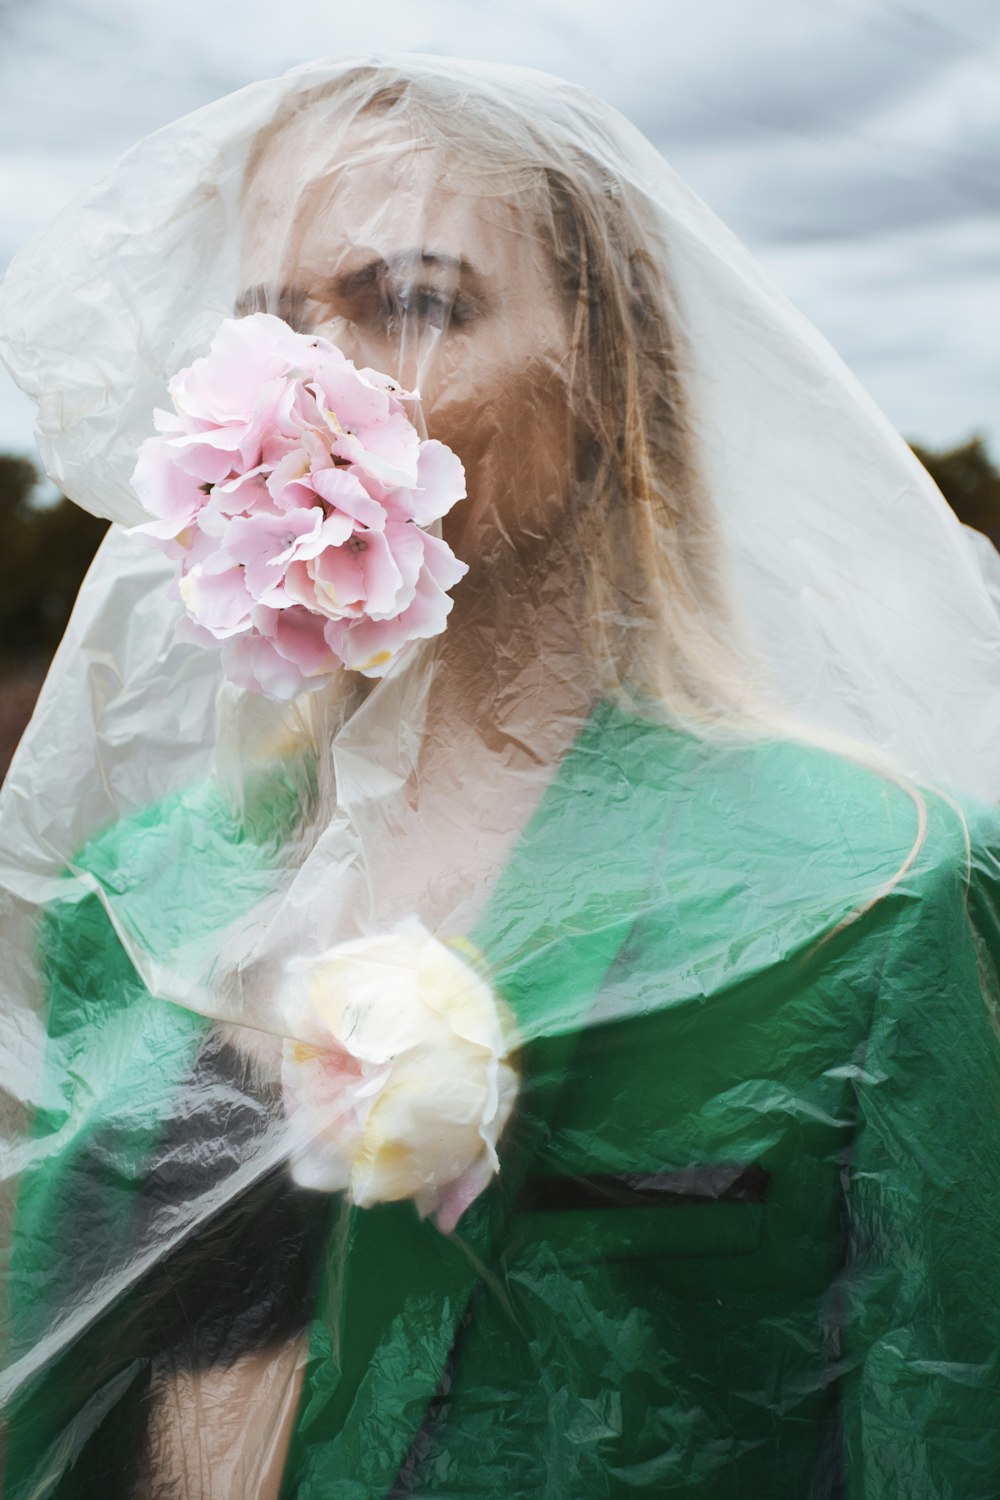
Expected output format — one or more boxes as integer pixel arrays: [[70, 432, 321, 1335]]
[[8, 702, 1000, 1497]]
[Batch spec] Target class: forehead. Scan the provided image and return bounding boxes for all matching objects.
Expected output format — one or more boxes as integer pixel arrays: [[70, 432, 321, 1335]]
[[240, 106, 547, 288]]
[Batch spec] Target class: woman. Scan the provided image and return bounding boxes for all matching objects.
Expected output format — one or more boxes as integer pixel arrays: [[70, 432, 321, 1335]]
[[3, 55, 1000, 1498]]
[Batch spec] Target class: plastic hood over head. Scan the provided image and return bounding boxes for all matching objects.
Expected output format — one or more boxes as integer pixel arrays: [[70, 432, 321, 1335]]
[[2, 52, 1000, 1500]]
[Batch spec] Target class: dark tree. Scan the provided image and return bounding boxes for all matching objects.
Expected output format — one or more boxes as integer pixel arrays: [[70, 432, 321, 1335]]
[[0, 454, 109, 665], [909, 435, 1000, 551]]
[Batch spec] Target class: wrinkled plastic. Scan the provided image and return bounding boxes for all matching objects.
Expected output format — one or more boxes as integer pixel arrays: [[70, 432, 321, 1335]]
[[2, 53, 1000, 1498]]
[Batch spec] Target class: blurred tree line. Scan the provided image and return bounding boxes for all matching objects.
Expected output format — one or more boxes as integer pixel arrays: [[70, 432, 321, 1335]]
[[909, 437, 1000, 551], [0, 436, 999, 669], [0, 454, 109, 667]]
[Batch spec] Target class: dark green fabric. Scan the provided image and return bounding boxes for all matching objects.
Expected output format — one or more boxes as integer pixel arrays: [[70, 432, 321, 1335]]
[[7, 702, 1000, 1497], [375, 745, 1000, 1499]]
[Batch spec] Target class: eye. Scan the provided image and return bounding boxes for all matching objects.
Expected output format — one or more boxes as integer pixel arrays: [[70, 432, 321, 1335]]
[[396, 285, 463, 331], [372, 280, 478, 337], [290, 264, 485, 341], [350, 278, 476, 337]]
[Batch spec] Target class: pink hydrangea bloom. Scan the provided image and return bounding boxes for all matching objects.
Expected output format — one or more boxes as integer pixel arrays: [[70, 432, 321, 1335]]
[[131, 313, 468, 697]]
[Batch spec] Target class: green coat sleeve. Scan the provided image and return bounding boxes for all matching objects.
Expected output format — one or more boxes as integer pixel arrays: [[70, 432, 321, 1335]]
[[841, 791, 1000, 1496], [4, 855, 207, 1500], [4, 766, 309, 1500]]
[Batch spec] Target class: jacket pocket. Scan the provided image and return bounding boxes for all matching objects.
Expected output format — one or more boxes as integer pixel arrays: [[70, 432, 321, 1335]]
[[504, 1162, 769, 1263]]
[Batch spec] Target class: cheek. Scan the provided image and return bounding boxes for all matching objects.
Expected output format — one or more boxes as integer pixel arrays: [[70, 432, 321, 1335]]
[[422, 335, 573, 479], [312, 318, 399, 379], [423, 340, 577, 551]]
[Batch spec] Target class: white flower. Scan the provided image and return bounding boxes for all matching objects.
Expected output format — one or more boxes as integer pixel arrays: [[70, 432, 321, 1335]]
[[279, 918, 519, 1231]]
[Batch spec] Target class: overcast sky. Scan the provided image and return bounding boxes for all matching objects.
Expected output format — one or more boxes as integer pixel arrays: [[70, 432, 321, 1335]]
[[0, 0, 997, 469]]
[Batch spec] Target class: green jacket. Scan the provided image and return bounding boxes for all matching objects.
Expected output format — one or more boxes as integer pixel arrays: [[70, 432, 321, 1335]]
[[7, 699, 1000, 1498]]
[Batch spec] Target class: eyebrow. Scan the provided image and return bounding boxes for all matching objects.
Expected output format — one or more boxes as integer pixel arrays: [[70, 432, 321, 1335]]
[[236, 248, 481, 315]]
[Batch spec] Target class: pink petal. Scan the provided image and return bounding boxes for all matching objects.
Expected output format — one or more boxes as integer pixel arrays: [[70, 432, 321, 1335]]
[[419, 530, 469, 594], [221, 603, 338, 697], [305, 548, 367, 616], [378, 521, 427, 616], [310, 468, 387, 532], [169, 314, 325, 424], [181, 553, 253, 639], [176, 524, 219, 569], [308, 508, 357, 552], [213, 467, 276, 517], [260, 430, 303, 468], [258, 604, 338, 676], [222, 634, 311, 698], [411, 439, 468, 526], [394, 567, 455, 641], [301, 428, 336, 471], [430, 1153, 497, 1233], [152, 406, 188, 437], [312, 529, 404, 619], [235, 377, 292, 468], [331, 413, 421, 490], [130, 435, 207, 539], [282, 559, 322, 614], [309, 361, 393, 434], [286, 380, 330, 435], [323, 614, 410, 676], [163, 425, 247, 485], [329, 567, 454, 676], [356, 366, 415, 405], [224, 508, 322, 602], [265, 448, 315, 511]]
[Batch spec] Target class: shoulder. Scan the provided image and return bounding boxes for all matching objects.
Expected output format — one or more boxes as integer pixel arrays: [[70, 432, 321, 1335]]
[[742, 736, 1000, 933], [595, 697, 1000, 916], [48, 757, 309, 965]]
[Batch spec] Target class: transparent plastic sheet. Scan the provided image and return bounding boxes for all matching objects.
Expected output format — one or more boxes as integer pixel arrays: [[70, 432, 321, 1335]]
[[1, 53, 1000, 1498]]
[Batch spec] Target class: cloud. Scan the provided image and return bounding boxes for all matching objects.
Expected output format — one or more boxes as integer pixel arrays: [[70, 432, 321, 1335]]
[[758, 212, 1000, 443], [0, 0, 997, 461]]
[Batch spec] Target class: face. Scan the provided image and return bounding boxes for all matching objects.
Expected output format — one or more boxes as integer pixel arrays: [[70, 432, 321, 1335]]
[[240, 108, 577, 567]]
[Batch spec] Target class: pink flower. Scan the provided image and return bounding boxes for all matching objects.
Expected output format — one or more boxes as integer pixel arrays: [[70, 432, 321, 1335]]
[[130, 313, 468, 697], [223, 607, 337, 700]]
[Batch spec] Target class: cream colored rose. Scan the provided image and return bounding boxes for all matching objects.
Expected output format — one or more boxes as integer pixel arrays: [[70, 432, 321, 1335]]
[[279, 919, 519, 1231]]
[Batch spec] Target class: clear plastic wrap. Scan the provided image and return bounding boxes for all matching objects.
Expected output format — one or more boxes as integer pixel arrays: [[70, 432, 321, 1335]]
[[2, 53, 1000, 1498]]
